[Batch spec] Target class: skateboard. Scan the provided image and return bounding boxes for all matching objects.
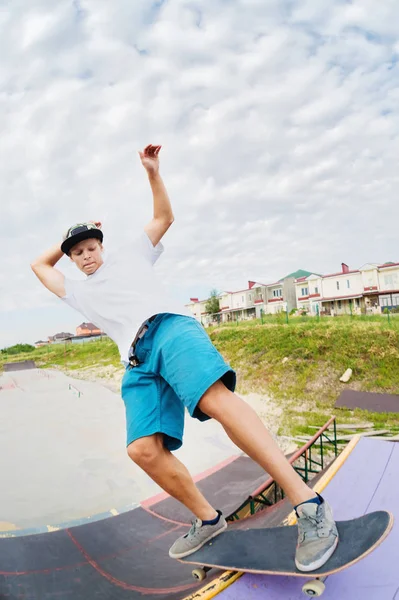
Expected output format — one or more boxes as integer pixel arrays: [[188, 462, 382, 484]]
[[179, 510, 393, 597]]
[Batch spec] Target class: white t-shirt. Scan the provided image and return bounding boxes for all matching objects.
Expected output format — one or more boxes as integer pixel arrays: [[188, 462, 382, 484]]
[[61, 232, 194, 364]]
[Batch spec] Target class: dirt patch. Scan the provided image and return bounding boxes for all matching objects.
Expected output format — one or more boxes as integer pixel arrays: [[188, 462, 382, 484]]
[[239, 392, 298, 454], [62, 364, 124, 393]]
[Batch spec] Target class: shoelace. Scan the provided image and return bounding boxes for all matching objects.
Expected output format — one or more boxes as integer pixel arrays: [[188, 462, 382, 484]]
[[298, 512, 326, 542], [184, 518, 202, 539]]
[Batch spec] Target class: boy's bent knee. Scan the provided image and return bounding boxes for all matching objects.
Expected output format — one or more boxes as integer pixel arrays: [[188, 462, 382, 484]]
[[127, 434, 164, 468], [198, 379, 232, 419]]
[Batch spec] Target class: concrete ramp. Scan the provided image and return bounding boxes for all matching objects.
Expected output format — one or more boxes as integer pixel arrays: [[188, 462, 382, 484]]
[[0, 368, 239, 532], [143, 455, 274, 524], [0, 507, 206, 600], [214, 437, 399, 600], [0, 436, 332, 599], [3, 360, 36, 371]]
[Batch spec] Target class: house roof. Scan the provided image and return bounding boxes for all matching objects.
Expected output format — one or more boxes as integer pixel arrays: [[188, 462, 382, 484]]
[[378, 262, 399, 269], [51, 332, 73, 339], [282, 269, 320, 281], [322, 270, 359, 278], [78, 322, 100, 331]]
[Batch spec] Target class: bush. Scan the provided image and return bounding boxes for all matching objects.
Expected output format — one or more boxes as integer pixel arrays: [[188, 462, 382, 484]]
[[1, 344, 35, 355]]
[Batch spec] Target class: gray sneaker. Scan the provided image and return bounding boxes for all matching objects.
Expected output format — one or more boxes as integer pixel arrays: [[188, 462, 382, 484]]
[[169, 512, 227, 559], [295, 496, 339, 572]]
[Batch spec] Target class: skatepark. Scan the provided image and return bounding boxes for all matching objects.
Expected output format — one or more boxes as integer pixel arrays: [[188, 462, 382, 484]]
[[1, 363, 398, 599]]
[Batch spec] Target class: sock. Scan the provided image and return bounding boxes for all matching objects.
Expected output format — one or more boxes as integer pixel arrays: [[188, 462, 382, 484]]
[[202, 510, 222, 526], [294, 493, 322, 514]]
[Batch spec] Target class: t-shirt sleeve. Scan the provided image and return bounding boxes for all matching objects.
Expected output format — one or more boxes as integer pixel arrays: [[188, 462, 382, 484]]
[[61, 278, 82, 313], [139, 231, 164, 265]]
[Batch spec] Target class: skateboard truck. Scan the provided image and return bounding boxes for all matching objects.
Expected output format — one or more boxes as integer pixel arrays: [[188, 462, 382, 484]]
[[191, 567, 326, 596]]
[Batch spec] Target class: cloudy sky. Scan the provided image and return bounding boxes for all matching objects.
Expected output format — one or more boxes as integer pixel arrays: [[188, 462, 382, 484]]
[[1, 0, 398, 348]]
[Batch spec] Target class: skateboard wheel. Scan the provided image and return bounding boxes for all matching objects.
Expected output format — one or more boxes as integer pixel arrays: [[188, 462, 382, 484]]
[[302, 579, 325, 597], [192, 568, 207, 582]]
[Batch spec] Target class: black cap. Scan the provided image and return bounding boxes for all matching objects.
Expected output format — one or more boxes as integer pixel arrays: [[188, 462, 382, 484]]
[[61, 223, 103, 255]]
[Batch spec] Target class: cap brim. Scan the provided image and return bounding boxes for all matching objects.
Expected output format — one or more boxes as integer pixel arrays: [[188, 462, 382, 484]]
[[61, 229, 103, 255]]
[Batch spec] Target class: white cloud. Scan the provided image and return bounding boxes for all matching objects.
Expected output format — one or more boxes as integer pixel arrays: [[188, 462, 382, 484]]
[[0, 0, 398, 346]]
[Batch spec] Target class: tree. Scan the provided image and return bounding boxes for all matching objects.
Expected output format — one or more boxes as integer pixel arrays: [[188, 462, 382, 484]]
[[205, 289, 220, 321]]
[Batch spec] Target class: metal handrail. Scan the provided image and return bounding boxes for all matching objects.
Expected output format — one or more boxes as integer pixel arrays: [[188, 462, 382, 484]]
[[249, 416, 336, 499], [228, 416, 337, 520]]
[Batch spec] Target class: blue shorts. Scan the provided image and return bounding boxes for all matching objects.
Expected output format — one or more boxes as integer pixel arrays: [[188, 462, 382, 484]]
[[121, 314, 236, 451]]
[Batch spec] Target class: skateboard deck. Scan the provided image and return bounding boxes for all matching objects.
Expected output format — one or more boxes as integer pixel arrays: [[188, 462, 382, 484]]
[[179, 511, 393, 585]]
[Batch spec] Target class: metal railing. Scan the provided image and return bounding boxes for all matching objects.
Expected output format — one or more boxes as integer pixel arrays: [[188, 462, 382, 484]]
[[227, 416, 337, 521]]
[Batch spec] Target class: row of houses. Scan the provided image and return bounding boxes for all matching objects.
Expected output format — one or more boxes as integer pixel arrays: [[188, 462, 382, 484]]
[[35, 323, 104, 347], [186, 261, 399, 325]]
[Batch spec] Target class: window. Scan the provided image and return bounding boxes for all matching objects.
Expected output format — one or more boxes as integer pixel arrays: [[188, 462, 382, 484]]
[[273, 289, 282, 298], [301, 287, 308, 296], [314, 287, 319, 294], [381, 298, 389, 306], [336, 281, 340, 290], [347, 280, 350, 289], [338, 300, 342, 309], [384, 274, 398, 288], [393, 295, 399, 306]]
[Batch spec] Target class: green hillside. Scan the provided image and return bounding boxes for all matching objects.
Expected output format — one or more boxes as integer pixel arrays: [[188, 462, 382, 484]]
[[2, 315, 398, 439]]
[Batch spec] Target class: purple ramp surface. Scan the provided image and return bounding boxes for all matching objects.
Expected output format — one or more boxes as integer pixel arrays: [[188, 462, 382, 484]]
[[218, 438, 398, 600]]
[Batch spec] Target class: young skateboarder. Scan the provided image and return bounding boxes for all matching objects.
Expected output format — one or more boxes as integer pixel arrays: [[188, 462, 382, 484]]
[[31, 144, 338, 572]]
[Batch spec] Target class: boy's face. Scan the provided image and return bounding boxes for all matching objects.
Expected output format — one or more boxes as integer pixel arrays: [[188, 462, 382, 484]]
[[69, 238, 104, 275]]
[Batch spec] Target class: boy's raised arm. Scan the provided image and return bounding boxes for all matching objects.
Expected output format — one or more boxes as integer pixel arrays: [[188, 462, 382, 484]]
[[30, 242, 66, 298], [141, 145, 174, 247]]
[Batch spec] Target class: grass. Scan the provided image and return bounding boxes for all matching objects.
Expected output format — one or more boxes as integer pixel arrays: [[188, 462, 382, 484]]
[[207, 316, 399, 437], [2, 316, 399, 439], [0, 336, 120, 372]]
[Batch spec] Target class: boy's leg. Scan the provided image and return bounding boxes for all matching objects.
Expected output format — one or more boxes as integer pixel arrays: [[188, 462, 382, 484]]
[[198, 380, 339, 571], [133, 314, 337, 568], [127, 433, 218, 521], [198, 380, 314, 506], [128, 433, 228, 559]]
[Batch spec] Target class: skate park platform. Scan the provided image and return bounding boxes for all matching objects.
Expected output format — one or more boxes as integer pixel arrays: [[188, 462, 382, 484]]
[[0, 429, 329, 599], [1, 434, 396, 599], [0, 367, 241, 532], [1, 367, 397, 599], [0, 366, 336, 599], [3, 360, 36, 371], [336, 388, 399, 414]]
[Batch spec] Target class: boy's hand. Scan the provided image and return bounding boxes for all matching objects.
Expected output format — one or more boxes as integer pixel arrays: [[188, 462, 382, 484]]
[[89, 220, 102, 229], [139, 144, 161, 176]]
